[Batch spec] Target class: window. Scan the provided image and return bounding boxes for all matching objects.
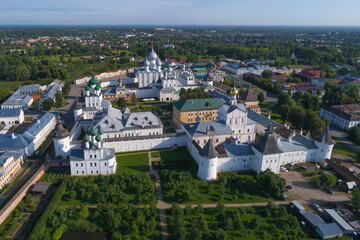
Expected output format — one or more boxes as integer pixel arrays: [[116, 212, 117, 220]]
[[105, 163, 107, 166], [76, 163, 78, 167], [90, 155, 92, 158], [90, 163, 93, 167], [94, 155, 97, 158]]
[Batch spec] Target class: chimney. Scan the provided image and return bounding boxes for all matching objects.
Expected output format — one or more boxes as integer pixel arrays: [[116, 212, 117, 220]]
[[306, 131, 311, 140], [288, 129, 295, 143], [276, 134, 281, 144], [300, 128, 303, 136], [206, 126, 210, 135], [268, 114, 271, 119], [248, 135, 251, 144], [11, 132, 16, 139]]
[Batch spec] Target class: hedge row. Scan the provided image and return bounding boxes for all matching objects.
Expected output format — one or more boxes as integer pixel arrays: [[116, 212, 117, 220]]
[[28, 177, 69, 240]]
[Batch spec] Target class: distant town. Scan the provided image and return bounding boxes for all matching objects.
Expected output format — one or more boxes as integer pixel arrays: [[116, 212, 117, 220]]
[[0, 26, 360, 240]]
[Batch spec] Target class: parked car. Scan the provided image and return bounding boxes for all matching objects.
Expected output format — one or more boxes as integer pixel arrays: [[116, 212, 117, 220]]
[[313, 203, 322, 212], [281, 167, 288, 172], [286, 185, 293, 190], [326, 188, 334, 195], [308, 173, 317, 177]]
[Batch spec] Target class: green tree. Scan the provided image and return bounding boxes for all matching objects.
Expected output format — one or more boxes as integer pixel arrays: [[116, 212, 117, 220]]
[[277, 92, 291, 106], [118, 98, 127, 109], [292, 91, 303, 104], [32, 100, 39, 110], [257, 169, 285, 199], [352, 189, 360, 209], [55, 92, 63, 108], [257, 91, 265, 103], [43, 98, 55, 111], [261, 70, 273, 79], [349, 126, 360, 143], [320, 174, 337, 187]]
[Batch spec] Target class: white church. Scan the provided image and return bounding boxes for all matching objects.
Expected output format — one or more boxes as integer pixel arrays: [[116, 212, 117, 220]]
[[133, 49, 211, 101], [54, 72, 335, 180]]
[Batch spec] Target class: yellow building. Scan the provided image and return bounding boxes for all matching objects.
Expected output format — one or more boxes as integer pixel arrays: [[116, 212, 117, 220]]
[[0, 152, 24, 189], [172, 98, 226, 128]]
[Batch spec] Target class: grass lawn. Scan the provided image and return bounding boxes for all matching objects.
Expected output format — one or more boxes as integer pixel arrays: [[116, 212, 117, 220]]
[[116, 153, 149, 174], [262, 104, 282, 124], [259, 102, 272, 109], [165, 128, 176, 133], [332, 138, 357, 160], [162, 121, 171, 127], [151, 151, 160, 158], [159, 148, 192, 162], [161, 170, 271, 204]]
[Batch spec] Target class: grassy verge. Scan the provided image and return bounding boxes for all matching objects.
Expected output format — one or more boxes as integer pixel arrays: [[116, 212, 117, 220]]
[[116, 153, 149, 174]]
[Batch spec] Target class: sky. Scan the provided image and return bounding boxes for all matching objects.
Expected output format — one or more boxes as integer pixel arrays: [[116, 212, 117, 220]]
[[0, 0, 360, 26]]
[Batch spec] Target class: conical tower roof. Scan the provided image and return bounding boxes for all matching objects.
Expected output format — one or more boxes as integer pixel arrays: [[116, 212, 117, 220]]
[[252, 123, 282, 155], [201, 139, 218, 158], [314, 126, 335, 145], [240, 87, 258, 102], [54, 122, 69, 139]]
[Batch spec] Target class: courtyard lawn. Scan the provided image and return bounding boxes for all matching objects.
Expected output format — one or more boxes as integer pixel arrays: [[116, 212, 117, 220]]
[[159, 148, 193, 162], [332, 138, 358, 160], [151, 151, 160, 158], [259, 102, 272, 109], [160, 170, 271, 204], [165, 128, 176, 133], [262, 104, 282, 124], [116, 153, 149, 174]]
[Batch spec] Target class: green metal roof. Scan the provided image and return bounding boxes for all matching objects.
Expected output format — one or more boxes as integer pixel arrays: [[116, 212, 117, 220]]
[[173, 98, 225, 112]]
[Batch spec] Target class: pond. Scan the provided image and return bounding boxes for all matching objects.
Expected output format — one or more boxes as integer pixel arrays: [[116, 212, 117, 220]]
[[60, 231, 110, 240]]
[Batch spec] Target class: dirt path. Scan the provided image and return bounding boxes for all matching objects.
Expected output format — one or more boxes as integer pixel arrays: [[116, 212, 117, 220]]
[[329, 124, 358, 152], [280, 171, 350, 207], [147, 152, 170, 240]]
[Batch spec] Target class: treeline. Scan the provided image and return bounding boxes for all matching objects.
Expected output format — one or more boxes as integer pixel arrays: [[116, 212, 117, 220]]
[[277, 92, 327, 136], [168, 201, 306, 240], [47, 204, 160, 240], [29, 177, 69, 240], [160, 169, 285, 203], [243, 73, 281, 94], [322, 82, 359, 106], [65, 173, 156, 205], [179, 88, 210, 101]]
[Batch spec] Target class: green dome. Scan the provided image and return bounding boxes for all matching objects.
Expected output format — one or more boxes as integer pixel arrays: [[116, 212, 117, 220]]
[[89, 126, 98, 136], [95, 135, 102, 142], [98, 127, 103, 135], [85, 85, 90, 91], [83, 134, 90, 142], [89, 77, 97, 85], [95, 83, 101, 90]]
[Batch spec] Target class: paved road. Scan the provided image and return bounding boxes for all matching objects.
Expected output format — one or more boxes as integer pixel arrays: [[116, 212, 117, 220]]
[[56, 84, 84, 129], [329, 124, 358, 152], [280, 171, 350, 207]]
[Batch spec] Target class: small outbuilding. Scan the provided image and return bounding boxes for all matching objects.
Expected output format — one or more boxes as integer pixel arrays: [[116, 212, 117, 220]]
[[316, 223, 343, 239], [31, 181, 52, 195], [341, 181, 357, 193], [324, 209, 355, 234]]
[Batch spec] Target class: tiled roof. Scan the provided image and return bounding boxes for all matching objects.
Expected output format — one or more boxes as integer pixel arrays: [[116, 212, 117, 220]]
[[240, 88, 258, 102], [252, 123, 283, 155], [323, 104, 360, 121]]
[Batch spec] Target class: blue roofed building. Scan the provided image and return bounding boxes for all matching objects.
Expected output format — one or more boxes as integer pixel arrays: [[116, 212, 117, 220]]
[[0, 108, 24, 126]]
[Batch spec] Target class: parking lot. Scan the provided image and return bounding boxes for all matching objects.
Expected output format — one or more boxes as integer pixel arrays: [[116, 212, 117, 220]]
[[280, 170, 350, 207]]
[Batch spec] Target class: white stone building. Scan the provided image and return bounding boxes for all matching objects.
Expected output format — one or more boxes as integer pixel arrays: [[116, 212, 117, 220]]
[[320, 104, 360, 130], [69, 126, 116, 176], [0, 108, 24, 126]]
